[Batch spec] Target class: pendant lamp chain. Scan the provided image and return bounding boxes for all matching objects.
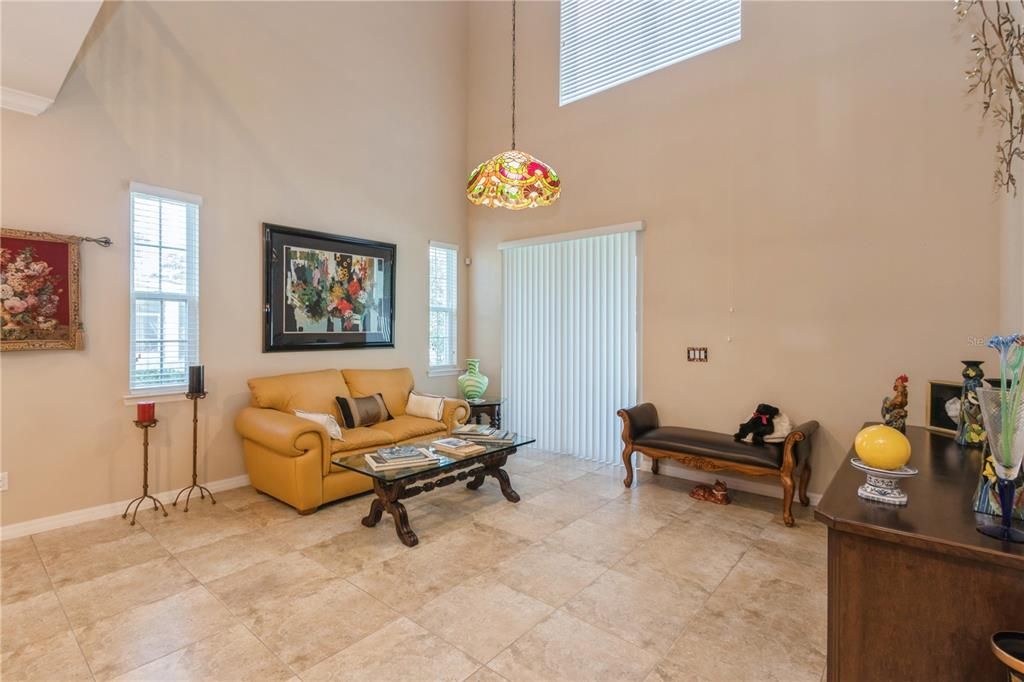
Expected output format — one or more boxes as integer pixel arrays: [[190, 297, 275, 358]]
[[511, 0, 517, 151]]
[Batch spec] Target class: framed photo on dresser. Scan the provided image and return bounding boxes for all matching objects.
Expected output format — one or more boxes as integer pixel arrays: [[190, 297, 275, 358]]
[[262, 223, 395, 352], [925, 379, 961, 436]]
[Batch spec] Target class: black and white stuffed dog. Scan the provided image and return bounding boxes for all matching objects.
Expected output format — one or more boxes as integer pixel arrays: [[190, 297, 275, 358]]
[[734, 404, 780, 446]]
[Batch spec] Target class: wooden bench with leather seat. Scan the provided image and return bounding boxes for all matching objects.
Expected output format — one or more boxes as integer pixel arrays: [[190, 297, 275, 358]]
[[618, 403, 819, 526]]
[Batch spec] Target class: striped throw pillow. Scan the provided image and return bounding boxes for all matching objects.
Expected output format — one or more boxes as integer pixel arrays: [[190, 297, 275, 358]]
[[336, 393, 392, 428]]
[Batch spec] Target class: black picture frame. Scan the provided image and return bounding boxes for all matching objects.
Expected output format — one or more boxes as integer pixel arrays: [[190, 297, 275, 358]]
[[263, 223, 396, 352], [926, 380, 962, 436]]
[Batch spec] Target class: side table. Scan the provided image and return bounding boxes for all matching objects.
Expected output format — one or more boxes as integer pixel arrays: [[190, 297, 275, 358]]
[[468, 397, 505, 429]]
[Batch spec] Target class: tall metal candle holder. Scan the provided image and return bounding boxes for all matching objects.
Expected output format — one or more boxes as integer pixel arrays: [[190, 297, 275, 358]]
[[124, 419, 169, 525], [174, 392, 216, 511]]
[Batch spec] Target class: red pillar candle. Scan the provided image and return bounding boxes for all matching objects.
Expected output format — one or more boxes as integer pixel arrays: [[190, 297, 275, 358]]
[[137, 402, 155, 423]]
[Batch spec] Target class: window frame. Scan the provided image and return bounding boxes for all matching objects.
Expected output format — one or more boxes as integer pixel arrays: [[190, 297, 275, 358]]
[[427, 240, 459, 375], [127, 182, 202, 397]]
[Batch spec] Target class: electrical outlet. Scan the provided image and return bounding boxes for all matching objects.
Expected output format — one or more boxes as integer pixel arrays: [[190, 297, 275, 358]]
[[0, 472, 8, 492], [687, 347, 709, 362]]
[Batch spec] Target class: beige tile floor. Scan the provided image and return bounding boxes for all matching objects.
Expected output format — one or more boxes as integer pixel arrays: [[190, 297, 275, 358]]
[[0, 449, 827, 681]]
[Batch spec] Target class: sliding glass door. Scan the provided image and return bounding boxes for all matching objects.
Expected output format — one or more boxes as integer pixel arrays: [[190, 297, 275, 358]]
[[501, 225, 640, 465]]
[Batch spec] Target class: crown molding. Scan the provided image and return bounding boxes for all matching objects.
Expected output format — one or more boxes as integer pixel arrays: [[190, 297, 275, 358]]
[[1, 87, 54, 116]]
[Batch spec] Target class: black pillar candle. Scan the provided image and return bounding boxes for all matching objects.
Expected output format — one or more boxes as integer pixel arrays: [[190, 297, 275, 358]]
[[188, 365, 205, 395]]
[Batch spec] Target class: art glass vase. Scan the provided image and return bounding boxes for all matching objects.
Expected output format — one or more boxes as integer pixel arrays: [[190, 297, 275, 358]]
[[458, 359, 489, 401], [976, 386, 1024, 543], [956, 360, 986, 446]]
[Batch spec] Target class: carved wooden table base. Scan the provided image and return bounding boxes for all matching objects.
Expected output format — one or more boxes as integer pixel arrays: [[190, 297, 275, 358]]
[[361, 450, 519, 547]]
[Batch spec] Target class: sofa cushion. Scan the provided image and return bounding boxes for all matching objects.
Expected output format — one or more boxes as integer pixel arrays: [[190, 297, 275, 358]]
[[370, 415, 446, 442], [248, 369, 351, 422], [336, 393, 391, 428], [635, 426, 783, 469], [342, 368, 414, 417], [330, 427, 394, 454]]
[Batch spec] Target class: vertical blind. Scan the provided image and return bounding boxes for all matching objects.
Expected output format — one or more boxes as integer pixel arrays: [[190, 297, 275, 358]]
[[559, 0, 742, 105], [502, 227, 640, 464], [428, 241, 458, 369], [129, 183, 201, 391]]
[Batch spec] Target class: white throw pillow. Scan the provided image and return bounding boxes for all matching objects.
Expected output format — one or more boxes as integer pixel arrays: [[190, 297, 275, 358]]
[[406, 392, 445, 421], [294, 410, 343, 440]]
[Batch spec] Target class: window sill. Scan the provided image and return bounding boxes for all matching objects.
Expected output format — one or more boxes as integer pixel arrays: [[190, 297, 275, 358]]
[[123, 389, 190, 406], [427, 367, 463, 378]]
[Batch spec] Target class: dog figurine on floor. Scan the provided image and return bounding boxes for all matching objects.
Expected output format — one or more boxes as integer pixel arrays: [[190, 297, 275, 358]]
[[734, 403, 780, 446], [690, 479, 731, 505]]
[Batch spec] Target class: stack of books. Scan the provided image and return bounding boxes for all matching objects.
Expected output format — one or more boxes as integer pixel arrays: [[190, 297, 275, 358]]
[[431, 437, 487, 456], [452, 424, 516, 445], [364, 446, 439, 471]]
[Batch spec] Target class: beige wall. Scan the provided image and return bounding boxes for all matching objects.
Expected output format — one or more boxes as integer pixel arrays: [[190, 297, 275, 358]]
[[1001, 192, 1023, 330], [465, 1, 1005, 493], [1, 1, 469, 525]]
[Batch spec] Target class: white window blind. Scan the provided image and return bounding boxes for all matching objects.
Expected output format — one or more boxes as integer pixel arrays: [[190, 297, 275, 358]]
[[502, 226, 640, 464], [129, 183, 200, 392], [429, 241, 458, 369], [559, 0, 742, 105]]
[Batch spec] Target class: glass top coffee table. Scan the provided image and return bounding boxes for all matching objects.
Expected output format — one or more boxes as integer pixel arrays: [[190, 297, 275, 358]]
[[332, 436, 535, 547]]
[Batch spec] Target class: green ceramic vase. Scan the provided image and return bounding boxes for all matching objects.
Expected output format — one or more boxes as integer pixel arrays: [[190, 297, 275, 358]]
[[458, 359, 489, 400]]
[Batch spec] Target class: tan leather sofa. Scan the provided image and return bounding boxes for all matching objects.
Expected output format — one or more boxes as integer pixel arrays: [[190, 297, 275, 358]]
[[235, 368, 469, 514]]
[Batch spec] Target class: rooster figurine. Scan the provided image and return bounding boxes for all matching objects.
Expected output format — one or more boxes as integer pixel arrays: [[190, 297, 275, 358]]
[[881, 374, 909, 433]]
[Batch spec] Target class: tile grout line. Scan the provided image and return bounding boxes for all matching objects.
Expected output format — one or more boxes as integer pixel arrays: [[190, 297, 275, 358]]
[[191, 573, 302, 680], [29, 533, 99, 682], [647, 519, 768, 675]]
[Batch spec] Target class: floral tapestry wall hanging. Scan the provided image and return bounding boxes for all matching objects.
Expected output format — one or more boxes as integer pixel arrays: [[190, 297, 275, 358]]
[[262, 223, 395, 352], [1, 228, 82, 351]]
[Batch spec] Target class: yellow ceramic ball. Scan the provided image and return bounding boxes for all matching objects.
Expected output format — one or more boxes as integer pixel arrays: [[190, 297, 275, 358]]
[[854, 425, 912, 470]]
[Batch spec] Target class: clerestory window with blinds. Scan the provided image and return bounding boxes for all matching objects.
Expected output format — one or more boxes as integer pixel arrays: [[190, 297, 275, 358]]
[[129, 182, 201, 393], [559, 0, 742, 106], [428, 241, 458, 371]]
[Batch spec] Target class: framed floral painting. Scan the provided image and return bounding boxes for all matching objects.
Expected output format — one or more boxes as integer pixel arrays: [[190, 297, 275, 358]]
[[1, 228, 82, 351], [263, 223, 395, 352]]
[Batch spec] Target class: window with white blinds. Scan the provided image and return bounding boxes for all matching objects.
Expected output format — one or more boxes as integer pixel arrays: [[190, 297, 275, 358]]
[[502, 225, 640, 464], [559, 0, 742, 105], [129, 183, 201, 393], [428, 241, 458, 370]]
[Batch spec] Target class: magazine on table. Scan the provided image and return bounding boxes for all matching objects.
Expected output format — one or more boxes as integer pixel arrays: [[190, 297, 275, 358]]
[[376, 445, 432, 462], [459, 429, 516, 444], [364, 448, 439, 471], [431, 437, 486, 456], [453, 424, 496, 437]]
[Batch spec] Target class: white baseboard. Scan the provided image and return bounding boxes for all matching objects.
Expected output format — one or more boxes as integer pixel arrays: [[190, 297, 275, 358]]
[[645, 458, 823, 506], [0, 474, 251, 541]]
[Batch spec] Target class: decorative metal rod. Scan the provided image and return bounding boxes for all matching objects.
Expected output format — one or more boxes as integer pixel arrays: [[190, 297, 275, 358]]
[[123, 419, 168, 525], [173, 392, 216, 511]]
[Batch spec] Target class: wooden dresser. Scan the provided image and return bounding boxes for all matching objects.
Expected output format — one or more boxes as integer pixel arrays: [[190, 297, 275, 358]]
[[816, 426, 1024, 681]]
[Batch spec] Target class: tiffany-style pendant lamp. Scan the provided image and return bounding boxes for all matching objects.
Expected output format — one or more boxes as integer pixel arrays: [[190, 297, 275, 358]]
[[466, 1, 560, 210]]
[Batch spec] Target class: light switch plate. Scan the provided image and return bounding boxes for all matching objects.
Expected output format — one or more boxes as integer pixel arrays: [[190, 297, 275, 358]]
[[0, 472, 8, 492], [687, 347, 709, 362]]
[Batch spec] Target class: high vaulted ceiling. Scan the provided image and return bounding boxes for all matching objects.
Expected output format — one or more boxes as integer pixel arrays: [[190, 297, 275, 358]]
[[1, 0, 103, 115]]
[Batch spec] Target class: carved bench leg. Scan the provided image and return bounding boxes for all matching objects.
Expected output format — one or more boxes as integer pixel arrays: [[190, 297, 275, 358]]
[[781, 469, 795, 527], [622, 446, 635, 487], [799, 459, 812, 507], [651, 458, 660, 475]]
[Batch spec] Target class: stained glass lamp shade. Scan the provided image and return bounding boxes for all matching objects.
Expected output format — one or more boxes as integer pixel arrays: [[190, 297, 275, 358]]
[[466, 0, 560, 210], [466, 150, 560, 210]]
